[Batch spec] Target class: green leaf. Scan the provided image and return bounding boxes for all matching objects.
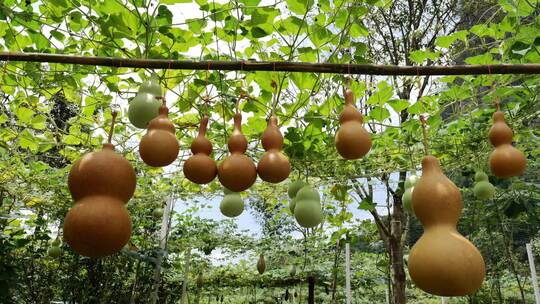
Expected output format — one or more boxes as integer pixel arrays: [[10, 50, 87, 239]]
[[358, 196, 375, 211], [388, 99, 409, 113], [286, 0, 313, 15], [349, 23, 368, 38], [19, 129, 38, 152], [15, 107, 35, 124], [369, 106, 390, 122], [156, 5, 173, 27], [366, 81, 393, 105], [30, 115, 47, 130], [409, 50, 441, 64]]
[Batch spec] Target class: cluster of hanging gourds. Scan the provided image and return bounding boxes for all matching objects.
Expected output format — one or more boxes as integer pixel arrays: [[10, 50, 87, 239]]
[[62, 75, 529, 300], [407, 89, 528, 296]]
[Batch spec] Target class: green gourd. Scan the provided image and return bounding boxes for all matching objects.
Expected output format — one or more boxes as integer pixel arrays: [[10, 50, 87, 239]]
[[289, 196, 298, 213], [138, 76, 163, 97], [153, 208, 164, 218], [402, 187, 414, 214], [220, 193, 244, 218], [474, 171, 489, 182], [288, 180, 307, 199], [48, 246, 62, 258], [405, 174, 419, 189], [51, 238, 61, 247], [474, 181, 495, 200], [293, 186, 323, 228], [128, 93, 161, 129]]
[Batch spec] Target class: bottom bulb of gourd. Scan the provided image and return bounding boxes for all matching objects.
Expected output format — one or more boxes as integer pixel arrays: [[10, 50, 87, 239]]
[[257, 151, 291, 183], [183, 154, 217, 184], [489, 144, 526, 178], [217, 154, 257, 192], [63, 196, 132, 258], [408, 226, 485, 296]]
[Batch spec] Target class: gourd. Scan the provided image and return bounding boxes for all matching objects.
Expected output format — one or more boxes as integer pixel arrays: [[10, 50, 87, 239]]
[[408, 155, 485, 296], [220, 192, 244, 218], [183, 115, 217, 184], [64, 116, 136, 257], [488, 111, 526, 178], [402, 174, 418, 215], [257, 116, 291, 183], [128, 78, 163, 129], [289, 264, 297, 276], [257, 254, 266, 274], [139, 101, 179, 167], [473, 171, 495, 200], [335, 88, 372, 160], [294, 185, 323, 228], [153, 207, 164, 218], [217, 111, 257, 192], [288, 180, 307, 199], [47, 239, 62, 258]]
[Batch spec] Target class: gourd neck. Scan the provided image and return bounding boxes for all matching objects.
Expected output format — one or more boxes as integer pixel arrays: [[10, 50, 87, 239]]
[[102, 143, 115, 151], [198, 116, 209, 137], [228, 113, 247, 153], [421, 155, 442, 175]]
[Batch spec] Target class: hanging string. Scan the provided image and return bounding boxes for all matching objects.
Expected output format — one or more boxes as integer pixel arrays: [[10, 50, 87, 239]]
[[107, 110, 118, 144], [205, 61, 211, 97], [419, 115, 429, 155], [487, 65, 500, 111], [270, 80, 278, 117]]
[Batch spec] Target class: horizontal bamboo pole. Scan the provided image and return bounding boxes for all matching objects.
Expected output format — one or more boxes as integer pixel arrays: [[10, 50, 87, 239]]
[[2, 52, 540, 75]]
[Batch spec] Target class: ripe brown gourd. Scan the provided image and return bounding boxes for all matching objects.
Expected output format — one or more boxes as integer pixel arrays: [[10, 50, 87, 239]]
[[68, 143, 136, 202], [184, 116, 217, 184], [257, 254, 266, 274], [257, 116, 291, 183], [408, 155, 485, 296], [139, 103, 180, 167], [488, 111, 526, 178], [64, 142, 136, 258], [63, 195, 131, 257], [335, 88, 371, 160], [217, 112, 257, 192]]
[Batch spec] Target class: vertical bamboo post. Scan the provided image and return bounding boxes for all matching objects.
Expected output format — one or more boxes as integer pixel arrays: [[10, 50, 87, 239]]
[[526, 243, 540, 304], [345, 243, 351, 304], [441, 297, 448, 304], [182, 248, 192, 304], [150, 197, 174, 304]]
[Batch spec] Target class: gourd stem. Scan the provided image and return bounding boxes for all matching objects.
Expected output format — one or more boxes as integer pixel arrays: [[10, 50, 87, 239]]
[[344, 76, 351, 88], [420, 115, 429, 155], [107, 111, 118, 144], [203, 96, 209, 116]]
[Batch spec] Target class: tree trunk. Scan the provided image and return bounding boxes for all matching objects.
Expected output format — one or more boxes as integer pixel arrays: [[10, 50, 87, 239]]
[[308, 276, 315, 304], [390, 216, 406, 304]]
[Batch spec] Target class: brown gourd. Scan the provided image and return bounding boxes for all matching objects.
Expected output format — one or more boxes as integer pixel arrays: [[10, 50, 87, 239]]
[[257, 116, 291, 183], [64, 138, 136, 258], [257, 254, 266, 274], [408, 155, 485, 296], [139, 101, 179, 167], [217, 112, 257, 192], [335, 88, 372, 160], [184, 115, 217, 184], [488, 111, 526, 178]]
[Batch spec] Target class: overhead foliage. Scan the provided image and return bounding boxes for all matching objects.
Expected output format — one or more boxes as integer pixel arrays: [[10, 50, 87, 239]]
[[0, 0, 539, 303]]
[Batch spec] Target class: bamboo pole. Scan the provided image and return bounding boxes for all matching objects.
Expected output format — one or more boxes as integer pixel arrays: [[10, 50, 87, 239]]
[[2, 52, 540, 75], [526, 243, 540, 304], [150, 197, 174, 304], [345, 243, 351, 304]]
